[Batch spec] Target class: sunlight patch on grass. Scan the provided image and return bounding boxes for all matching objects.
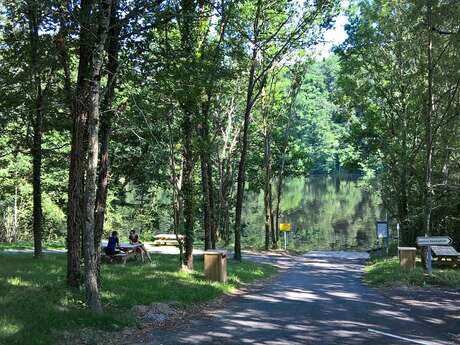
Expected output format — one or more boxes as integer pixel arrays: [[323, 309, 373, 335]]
[[364, 257, 460, 288], [0, 253, 276, 345], [0, 319, 22, 337], [6, 276, 34, 287]]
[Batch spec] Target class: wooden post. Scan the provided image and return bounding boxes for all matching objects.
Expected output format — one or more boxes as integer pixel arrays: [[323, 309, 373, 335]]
[[204, 250, 227, 283], [398, 247, 416, 270]]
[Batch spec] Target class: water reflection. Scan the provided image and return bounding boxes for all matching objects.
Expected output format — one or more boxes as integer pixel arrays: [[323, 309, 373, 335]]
[[242, 175, 383, 250]]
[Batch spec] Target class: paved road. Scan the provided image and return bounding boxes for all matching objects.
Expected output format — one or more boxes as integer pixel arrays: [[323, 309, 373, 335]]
[[133, 252, 460, 345]]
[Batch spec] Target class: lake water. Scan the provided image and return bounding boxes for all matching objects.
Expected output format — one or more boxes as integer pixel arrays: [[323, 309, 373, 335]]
[[242, 175, 384, 251]]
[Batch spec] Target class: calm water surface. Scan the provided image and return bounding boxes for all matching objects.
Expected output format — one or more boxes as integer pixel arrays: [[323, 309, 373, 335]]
[[242, 175, 384, 251]]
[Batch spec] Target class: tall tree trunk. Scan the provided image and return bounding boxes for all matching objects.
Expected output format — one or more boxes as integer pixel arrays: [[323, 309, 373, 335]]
[[274, 135, 291, 247], [399, 101, 412, 245], [274, 69, 303, 247], [219, 159, 231, 245], [182, 109, 194, 270], [94, 1, 119, 225], [27, 1, 43, 259], [208, 161, 217, 249], [200, 154, 212, 250], [424, 0, 434, 237], [67, 0, 94, 288], [179, 0, 199, 270], [83, 0, 112, 313], [269, 180, 275, 247], [398, 180, 411, 244], [199, 103, 213, 251], [13, 185, 18, 242], [167, 116, 185, 263], [233, 19, 262, 260], [234, 76, 255, 261], [274, 171, 284, 247], [218, 104, 239, 247], [31, 89, 43, 259], [263, 127, 272, 251], [94, 0, 120, 285], [56, 2, 73, 112]]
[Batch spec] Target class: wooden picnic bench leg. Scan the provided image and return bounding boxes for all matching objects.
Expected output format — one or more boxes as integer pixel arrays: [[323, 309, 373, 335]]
[[145, 249, 152, 262]]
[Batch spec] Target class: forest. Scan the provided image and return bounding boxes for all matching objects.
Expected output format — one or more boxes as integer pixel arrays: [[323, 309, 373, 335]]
[[0, 0, 459, 312]]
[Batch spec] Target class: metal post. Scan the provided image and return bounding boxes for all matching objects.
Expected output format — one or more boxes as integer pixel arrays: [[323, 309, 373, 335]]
[[385, 213, 389, 255], [396, 223, 400, 248], [284, 231, 287, 250], [426, 245, 432, 274]]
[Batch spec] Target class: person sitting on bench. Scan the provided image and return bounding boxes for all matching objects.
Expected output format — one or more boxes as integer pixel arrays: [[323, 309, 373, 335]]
[[105, 231, 122, 255], [129, 230, 152, 262]]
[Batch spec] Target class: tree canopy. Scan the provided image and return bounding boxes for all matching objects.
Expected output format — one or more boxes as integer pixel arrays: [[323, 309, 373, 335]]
[[0, 0, 459, 311]]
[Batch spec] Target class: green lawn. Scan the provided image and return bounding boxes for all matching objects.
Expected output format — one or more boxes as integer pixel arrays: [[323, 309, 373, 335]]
[[364, 257, 460, 288], [0, 253, 276, 345], [0, 241, 66, 251]]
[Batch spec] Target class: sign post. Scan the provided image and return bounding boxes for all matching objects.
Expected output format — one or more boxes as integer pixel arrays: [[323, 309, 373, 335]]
[[279, 223, 291, 250], [376, 221, 389, 254], [416, 236, 451, 246], [416, 236, 452, 274], [427, 246, 432, 274]]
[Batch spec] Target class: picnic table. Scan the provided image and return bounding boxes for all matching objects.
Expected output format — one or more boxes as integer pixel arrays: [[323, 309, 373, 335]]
[[153, 233, 183, 247], [431, 245, 460, 267], [100, 241, 143, 264]]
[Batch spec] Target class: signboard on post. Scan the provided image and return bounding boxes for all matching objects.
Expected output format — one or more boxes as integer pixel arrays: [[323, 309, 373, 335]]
[[279, 223, 291, 250], [279, 223, 291, 232], [416, 236, 452, 246], [376, 221, 388, 239], [416, 236, 452, 275]]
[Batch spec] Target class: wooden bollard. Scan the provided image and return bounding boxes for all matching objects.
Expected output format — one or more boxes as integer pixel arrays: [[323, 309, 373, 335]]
[[398, 247, 416, 270], [204, 250, 227, 283]]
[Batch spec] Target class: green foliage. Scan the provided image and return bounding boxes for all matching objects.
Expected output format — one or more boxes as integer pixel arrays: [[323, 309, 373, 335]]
[[0, 127, 69, 242], [0, 253, 276, 345], [293, 56, 358, 174], [337, 0, 460, 246], [2, 0, 456, 261], [364, 257, 460, 288]]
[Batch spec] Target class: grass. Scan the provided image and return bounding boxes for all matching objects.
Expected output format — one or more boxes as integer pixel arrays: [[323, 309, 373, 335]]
[[364, 256, 460, 288], [0, 253, 276, 345], [0, 241, 65, 251]]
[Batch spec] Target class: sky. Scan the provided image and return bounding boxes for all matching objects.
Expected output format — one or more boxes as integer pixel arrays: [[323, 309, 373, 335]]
[[315, 13, 349, 58]]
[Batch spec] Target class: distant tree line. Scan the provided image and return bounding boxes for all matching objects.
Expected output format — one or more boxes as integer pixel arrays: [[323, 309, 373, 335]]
[[337, 0, 460, 246]]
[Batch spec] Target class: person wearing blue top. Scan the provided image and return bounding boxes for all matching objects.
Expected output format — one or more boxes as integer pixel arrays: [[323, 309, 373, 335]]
[[105, 231, 121, 255]]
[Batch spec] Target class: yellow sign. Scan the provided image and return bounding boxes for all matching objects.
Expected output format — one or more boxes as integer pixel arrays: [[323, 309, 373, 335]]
[[279, 223, 291, 232]]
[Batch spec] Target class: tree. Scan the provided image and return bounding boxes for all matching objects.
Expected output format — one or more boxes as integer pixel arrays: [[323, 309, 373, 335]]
[[0, 0, 70, 252], [94, 0, 121, 285], [26, 0, 44, 259], [273, 65, 304, 247], [81, 0, 112, 312], [66, 0, 94, 288], [337, 0, 460, 246], [233, 0, 338, 260]]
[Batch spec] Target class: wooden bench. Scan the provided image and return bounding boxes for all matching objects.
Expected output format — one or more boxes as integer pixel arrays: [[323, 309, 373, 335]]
[[101, 251, 129, 264], [431, 245, 460, 267], [153, 234, 184, 246]]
